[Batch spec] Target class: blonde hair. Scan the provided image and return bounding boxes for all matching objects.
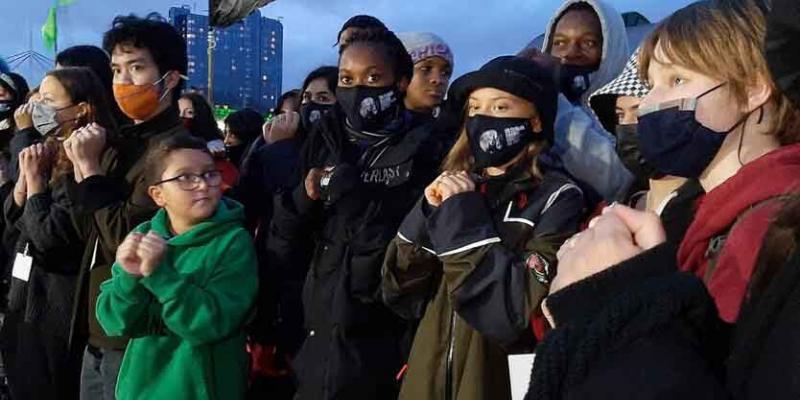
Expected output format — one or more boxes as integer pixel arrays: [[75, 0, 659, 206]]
[[639, 0, 800, 145]]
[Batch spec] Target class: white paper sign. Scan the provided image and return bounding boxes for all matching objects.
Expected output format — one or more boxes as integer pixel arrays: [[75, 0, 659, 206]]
[[508, 353, 536, 400], [12, 253, 33, 282]]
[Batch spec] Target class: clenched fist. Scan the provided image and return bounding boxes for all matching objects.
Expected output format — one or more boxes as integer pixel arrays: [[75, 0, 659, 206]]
[[116, 231, 168, 277]]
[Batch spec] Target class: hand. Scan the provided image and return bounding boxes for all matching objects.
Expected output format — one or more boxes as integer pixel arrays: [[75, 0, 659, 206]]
[[267, 112, 300, 144], [20, 144, 52, 196], [70, 123, 106, 177], [304, 167, 329, 201], [261, 120, 273, 143], [137, 231, 167, 277], [426, 171, 475, 206], [13, 102, 33, 130], [117, 232, 145, 277], [12, 172, 27, 207], [63, 135, 85, 183], [551, 204, 666, 295]]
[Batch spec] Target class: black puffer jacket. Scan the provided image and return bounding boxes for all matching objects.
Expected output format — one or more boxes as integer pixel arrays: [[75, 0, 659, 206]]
[[267, 108, 440, 400]]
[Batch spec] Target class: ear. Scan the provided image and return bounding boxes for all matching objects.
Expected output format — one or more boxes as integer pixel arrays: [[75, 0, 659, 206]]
[[75, 101, 90, 120], [744, 75, 772, 114], [397, 77, 410, 92], [148, 185, 167, 208], [530, 115, 543, 133], [164, 71, 182, 92]]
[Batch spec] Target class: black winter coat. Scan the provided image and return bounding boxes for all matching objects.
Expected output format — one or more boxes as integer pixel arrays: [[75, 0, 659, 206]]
[[267, 109, 440, 400], [528, 229, 800, 400], [67, 108, 187, 350], [0, 176, 88, 400]]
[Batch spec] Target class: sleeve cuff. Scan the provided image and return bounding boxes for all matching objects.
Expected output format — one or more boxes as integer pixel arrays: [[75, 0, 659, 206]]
[[24, 192, 52, 214], [428, 192, 500, 256], [113, 264, 150, 303], [397, 198, 436, 254], [140, 263, 185, 303], [74, 175, 126, 213], [547, 242, 679, 327]]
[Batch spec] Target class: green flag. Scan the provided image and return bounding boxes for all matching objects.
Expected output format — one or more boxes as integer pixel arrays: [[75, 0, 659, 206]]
[[42, 6, 57, 51], [41, 0, 74, 52]]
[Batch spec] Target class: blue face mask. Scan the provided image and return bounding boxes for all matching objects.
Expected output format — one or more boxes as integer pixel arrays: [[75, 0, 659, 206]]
[[637, 83, 748, 178]]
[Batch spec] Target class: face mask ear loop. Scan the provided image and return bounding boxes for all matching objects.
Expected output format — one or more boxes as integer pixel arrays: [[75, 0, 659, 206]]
[[156, 72, 174, 104], [736, 117, 747, 167], [736, 105, 765, 166]]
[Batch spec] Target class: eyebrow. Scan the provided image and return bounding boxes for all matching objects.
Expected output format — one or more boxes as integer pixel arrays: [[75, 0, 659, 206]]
[[468, 96, 515, 102], [111, 58, 147, 67]]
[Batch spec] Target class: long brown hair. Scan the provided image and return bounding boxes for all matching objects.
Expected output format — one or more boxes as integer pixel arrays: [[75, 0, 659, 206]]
[[639, 0, 800, 145], [44, 67, 118, 183], [441, 104, 545, 178]]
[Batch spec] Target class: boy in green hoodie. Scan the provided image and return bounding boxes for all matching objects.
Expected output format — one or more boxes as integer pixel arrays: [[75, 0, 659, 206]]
[[96, 135, 258, 400]]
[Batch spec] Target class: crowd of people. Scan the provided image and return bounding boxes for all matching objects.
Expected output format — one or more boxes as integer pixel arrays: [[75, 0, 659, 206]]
[[0, 0, 798, 398]]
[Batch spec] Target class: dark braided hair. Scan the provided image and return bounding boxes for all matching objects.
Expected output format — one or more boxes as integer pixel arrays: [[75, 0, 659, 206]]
[[339, 29, 414, 85]]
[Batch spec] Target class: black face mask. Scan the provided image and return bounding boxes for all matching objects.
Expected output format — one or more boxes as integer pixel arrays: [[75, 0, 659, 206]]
[[336, 85, 401, 132], [615, 124, 659, 184], [467, 115, 536, 170], [638, 83, 749, 178], [0, 100, 14, 121], [300, 102, 334, 131], [559, 64, 595, 103]]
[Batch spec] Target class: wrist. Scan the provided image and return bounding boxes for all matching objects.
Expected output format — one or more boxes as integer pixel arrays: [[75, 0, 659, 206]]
[[26, 177, 46, 195], [78, 161, 103, 178]]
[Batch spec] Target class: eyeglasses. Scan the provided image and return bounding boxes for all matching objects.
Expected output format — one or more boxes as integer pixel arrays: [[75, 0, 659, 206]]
[[154, 170, 223, 191]]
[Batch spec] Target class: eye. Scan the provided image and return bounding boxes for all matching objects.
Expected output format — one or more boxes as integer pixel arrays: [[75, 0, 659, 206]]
[[367, 74, 381, 83], [672, 76, 686, 87], [419, 66, 432, 73], [176, 174, 194, 183], [318, 94, 330, 103], [583, 40, 599, 49], [615, 111, 625, 123], [493, 103, 510, 112], [339, 76, 352, 85], [552, 40, 566, 47]]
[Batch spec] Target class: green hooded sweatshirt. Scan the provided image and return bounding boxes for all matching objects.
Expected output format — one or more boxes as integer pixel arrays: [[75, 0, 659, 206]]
[[96, 198, 258, 400]]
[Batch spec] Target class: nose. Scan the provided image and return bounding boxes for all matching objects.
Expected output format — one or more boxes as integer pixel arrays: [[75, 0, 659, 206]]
[[115, 68, 133, 84], [640, 87, 666, 111], [558, 43, 584, 65]]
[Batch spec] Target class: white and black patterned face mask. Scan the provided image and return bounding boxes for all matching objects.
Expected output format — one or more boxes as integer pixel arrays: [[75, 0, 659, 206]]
[[336, 85, 400, 133], [300, 102, 334, 131], [466, 115, 536, 170]]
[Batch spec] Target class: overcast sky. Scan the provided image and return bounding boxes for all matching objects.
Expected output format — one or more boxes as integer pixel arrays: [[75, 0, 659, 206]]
[[1, 0, 696, 92]]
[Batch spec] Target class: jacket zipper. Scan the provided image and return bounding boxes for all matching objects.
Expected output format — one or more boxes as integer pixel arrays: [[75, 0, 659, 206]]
[[445, 310, 456, 400]]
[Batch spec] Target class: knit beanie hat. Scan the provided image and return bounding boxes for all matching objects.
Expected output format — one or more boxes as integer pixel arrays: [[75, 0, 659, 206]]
[[398, 32, 454, 69]]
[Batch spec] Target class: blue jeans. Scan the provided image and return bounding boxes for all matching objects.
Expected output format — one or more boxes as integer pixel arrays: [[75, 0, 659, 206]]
[[80, 345, 124, 400]]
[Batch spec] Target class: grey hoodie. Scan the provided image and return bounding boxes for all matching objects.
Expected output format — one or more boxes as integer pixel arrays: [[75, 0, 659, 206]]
[[539, 0, 634, 202]]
